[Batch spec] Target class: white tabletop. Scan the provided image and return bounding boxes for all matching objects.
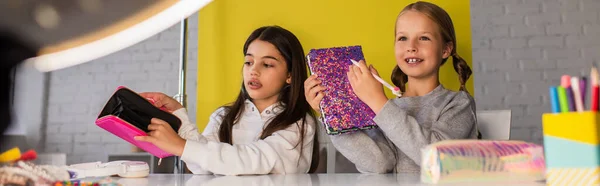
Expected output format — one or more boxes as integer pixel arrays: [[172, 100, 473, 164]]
[[81, 173, 546, 186]]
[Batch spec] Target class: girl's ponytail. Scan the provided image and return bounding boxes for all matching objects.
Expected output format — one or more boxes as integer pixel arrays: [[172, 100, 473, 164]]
[[451, 53, 472, 92]]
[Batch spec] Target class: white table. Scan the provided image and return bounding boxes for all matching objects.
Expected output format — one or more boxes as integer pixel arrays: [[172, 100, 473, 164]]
[[82, 173, 546, 186]]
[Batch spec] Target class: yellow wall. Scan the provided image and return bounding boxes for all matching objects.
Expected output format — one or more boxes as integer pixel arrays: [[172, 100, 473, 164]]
[[197, 0, 472, 131]]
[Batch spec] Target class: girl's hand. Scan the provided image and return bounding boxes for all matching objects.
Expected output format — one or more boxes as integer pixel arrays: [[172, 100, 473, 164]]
[[139, 92, 183, 112], [347, 60, 388, 114], [134, 118, 186, 156], [304, 74, 326, 111]]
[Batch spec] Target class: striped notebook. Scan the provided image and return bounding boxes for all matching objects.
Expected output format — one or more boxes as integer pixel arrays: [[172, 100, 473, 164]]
[[421, 140, 546, 184]]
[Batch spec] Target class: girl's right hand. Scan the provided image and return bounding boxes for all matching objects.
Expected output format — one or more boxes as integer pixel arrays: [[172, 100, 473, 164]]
[[304, 74, 326, 111], [139, 92, 184, 112]]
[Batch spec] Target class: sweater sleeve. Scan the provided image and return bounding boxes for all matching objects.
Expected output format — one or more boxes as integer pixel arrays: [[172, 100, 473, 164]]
[[329, 126, 396, 173], [373, 92, 477, 165]]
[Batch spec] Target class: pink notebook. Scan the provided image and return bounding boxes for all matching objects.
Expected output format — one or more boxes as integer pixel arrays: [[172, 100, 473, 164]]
[[96, 86, 181, 158], [96, 117, 173, 158]]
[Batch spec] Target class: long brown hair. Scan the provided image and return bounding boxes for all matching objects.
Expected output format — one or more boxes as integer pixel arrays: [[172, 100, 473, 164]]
[[217, 26, 319, 172], [391, 1, 472, 93]]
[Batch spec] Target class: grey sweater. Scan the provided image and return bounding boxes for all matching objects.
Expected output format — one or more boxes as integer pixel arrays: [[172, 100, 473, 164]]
[[330, 85, 478, 173]]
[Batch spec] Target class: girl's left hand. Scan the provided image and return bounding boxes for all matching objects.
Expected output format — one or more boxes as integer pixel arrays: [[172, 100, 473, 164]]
[[134, 118, 186, 156], [347, 60, 388, 114]]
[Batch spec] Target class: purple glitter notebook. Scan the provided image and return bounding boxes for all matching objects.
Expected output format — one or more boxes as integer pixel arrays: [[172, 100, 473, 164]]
[[307, 45, 377, 135]]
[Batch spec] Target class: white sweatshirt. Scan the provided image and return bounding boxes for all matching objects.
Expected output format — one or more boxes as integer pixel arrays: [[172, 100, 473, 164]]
[[172, 100, 316, 175]]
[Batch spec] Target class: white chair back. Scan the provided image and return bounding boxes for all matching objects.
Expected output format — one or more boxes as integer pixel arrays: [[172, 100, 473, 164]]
[[477, 110, 512, 140]]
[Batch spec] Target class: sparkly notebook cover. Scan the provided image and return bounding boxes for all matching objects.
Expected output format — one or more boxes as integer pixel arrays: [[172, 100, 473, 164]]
[[306, 45, 377, 135], [421, 140, 546, 184]]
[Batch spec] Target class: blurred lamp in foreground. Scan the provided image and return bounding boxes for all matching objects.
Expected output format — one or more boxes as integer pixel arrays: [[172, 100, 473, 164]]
[[0, 0, 212, 137]]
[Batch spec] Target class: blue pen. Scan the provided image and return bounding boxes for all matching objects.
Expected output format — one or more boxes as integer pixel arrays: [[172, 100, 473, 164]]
[[550, 86, 560, 113]]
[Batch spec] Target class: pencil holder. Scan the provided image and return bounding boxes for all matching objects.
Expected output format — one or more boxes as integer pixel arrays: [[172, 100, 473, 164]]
[[542, 111, 600, 186]]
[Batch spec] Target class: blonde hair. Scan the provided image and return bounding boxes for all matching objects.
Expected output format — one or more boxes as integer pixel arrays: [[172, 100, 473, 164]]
[[391, 1, 472, 92]]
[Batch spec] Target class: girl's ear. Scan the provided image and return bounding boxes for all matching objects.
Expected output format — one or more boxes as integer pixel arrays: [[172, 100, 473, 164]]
[[442, 41, 453, 59], [286, 73, 291, 84]]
